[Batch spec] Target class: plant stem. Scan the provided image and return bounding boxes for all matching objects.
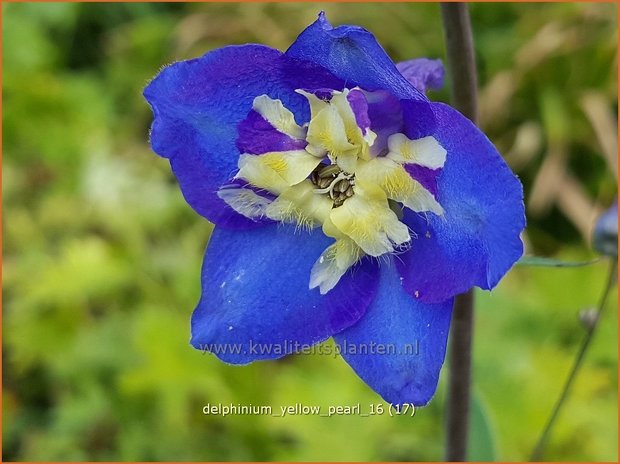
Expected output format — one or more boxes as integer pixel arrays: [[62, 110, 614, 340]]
[[440, 3, 479, 461], [445, 291, 475, 461], [530, 259, 618, 461], [441, 3, 478, 122]]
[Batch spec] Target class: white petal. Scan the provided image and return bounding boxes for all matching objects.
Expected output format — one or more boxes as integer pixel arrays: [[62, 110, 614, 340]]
[[309, 238, 364, 294], [387, 134, 447, 169], [217, 186, 272, 219], [253, 95, 306, 140]]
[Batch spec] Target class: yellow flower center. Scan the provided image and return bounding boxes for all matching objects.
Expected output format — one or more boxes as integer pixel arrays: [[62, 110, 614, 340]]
[[218, 88, 447, 293]]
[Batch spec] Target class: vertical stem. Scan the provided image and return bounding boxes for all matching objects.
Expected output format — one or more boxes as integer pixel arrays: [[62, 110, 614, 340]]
[[530, 259, 618, 460], [441, 3, 478, 123], [440, 3, 478, 462], [445, 292, 475, 461]]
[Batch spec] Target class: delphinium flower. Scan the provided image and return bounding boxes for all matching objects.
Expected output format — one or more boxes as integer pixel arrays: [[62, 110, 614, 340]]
[[144, 12, 525, 406]]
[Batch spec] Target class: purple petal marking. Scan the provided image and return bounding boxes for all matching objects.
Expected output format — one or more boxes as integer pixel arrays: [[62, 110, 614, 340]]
[[404, 164, 441, 198], [346, 88, 372, 135], [237, 110, 307, 155], [396, 58, 445, 93]]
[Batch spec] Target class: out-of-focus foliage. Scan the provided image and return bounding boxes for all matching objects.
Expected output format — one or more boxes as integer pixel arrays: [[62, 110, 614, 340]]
[[3, 2, 617, 461]]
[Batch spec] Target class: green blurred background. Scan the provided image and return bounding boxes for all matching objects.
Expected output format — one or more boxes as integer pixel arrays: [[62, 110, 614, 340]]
[[3, 2, 618, 461]]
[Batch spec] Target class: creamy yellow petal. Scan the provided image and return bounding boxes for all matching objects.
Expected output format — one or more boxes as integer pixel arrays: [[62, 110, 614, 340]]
[[331, 90, 376, 161], [327, 182, 410, 256], [298, 88, 375, 165], [356, 158, 444, 215], [361, 129, 377, 156], [295, 89, 330, 120], [309, 237, 364, 294], [335, 150, 358, 173], [235, 150, 322, 193], [331, 91, 361, 142], [265, 180, 332, 229], [304, 95, 360, 171], [305, 143, 328, 158], [253, 95, 306, 140], [386, 133, 447, 169], [306, 104, 356, 157]]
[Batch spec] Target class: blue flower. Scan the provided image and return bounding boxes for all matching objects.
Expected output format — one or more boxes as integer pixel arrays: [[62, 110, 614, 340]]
[[144, 12, 525, 406]]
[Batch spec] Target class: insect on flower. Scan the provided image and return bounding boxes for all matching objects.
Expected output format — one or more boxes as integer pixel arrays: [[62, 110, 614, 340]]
[[144, 12, 525, 406]]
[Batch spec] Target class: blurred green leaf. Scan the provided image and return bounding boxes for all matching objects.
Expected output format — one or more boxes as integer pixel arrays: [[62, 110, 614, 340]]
[[540, 87, 570, 144], [517, 256, 600, 267], [468, 392, 496, 461]]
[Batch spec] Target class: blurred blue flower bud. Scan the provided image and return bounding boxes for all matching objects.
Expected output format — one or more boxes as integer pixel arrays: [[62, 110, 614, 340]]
[[593, 201, 617, 257]]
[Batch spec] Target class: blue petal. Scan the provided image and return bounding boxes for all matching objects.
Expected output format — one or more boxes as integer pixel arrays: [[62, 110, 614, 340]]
[[396, 58, 445, 93], [144, 44, 343, 228], [334, 260, 453, 406], [286, 12, 436, 139], [191, 224, 379, 364], [398, 103, 526, 303]]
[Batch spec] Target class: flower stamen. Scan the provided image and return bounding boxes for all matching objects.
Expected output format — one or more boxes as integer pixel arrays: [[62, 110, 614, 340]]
[[310, 164, 356, 208]]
